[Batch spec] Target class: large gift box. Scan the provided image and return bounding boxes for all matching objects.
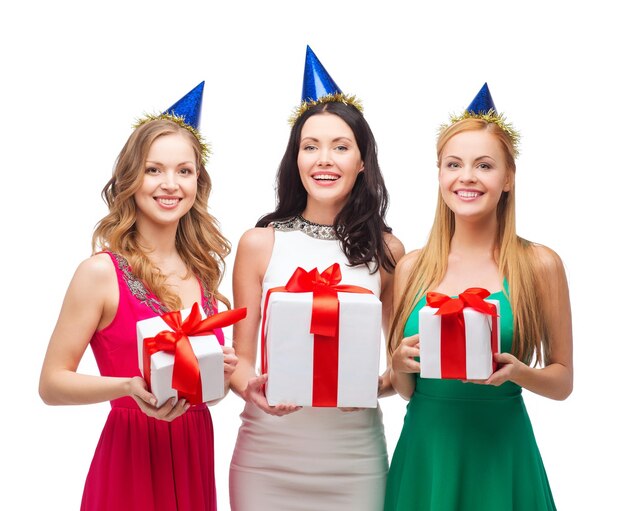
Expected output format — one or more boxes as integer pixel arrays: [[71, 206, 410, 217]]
[[137, 303, 246, 406], [419, 288, 500, 380], [262, 264, 381, 408]]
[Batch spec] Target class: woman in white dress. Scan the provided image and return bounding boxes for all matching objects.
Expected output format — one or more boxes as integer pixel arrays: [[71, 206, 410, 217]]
[[229, 47, 404, 511]]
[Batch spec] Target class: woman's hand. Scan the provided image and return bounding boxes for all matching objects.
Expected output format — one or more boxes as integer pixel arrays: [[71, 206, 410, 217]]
[[464, 353, 525, 386], [243, 374, 301, 416], [377, 374, 386, 398], [206, 346, 239, 406], [391, 334, 421, 374], [129, 376, 190, 421], [223, 346, 238, 386], [390, 333, 421, 400], [485, 353, 524, 386]]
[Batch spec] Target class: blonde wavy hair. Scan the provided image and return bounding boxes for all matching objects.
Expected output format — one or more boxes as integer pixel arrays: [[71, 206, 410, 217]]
[[388, 118, 549, 365], [92, 119, 231, 310]]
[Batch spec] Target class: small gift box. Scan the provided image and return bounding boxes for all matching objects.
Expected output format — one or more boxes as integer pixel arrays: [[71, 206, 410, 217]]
[[137, 303, 246, 406], [262, 264, 382, 408], [419, 288, 500, 380]]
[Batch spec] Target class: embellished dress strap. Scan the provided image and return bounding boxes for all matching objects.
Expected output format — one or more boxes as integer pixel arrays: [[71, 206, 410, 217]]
[[199, 279, 216, 317], [100, 251, 215, 317], [103, 251, 168, 315], [270, 215, 338, 240]]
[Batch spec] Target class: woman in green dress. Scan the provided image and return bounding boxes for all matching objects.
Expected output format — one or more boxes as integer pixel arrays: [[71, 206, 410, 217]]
[[384, 84, 573, 511]]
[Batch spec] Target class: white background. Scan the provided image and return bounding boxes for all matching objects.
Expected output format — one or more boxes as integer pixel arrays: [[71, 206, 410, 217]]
[[1, 1, 623, 509]]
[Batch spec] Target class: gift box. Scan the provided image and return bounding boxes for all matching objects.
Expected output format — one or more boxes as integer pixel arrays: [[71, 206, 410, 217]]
[[137, 303, 246, 406], [262, 264, 381, 408], [419, 288, 500, 380]]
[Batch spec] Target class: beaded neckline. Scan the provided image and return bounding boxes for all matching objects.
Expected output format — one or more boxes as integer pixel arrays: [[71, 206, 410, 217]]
[[112, 253, 214, 316], [270, 215, 337, 240]]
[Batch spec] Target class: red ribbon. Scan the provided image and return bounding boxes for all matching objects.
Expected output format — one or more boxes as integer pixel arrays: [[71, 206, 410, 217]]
[[143, 303, 247, 404], [426, 288, 499, 379], [261, 263, 373, 407]]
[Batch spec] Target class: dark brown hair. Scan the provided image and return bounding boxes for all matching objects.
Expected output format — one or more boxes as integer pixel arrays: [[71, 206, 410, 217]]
[[257, 101, 395, 272]]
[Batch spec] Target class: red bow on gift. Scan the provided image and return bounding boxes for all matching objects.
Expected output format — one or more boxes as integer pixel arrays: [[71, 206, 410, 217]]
[[143, 303, 247, 404], [262, 263, 373, 407], [426, 288, 499, 379]]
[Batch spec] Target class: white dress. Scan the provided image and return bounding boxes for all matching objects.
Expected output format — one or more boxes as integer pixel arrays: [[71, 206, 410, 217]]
[[229, 217, 388, 511]]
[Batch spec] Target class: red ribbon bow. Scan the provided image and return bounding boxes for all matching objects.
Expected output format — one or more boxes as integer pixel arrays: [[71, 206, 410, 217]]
[[143, 303, 247, 404], [426, 288, 499, 379], [262, 263, 373, 407]]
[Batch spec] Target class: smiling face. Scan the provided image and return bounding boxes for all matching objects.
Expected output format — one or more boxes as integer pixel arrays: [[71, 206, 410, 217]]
[[297, 113, 364, 211], [439, 129, 512, 222], [133, 133, 198, 229]]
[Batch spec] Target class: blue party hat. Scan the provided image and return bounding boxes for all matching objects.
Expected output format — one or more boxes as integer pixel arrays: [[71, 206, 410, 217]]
[[134, 81, 209, 163], [164, 81, 204, 130], [467, 82, 496, 115], [302, 46, 342, 102], [441, 82, 520, 156], [289, 46, 362, 124]]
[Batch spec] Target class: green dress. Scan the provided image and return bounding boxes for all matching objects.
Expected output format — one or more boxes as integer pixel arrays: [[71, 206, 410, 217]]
[[384, 289, 556, 510]]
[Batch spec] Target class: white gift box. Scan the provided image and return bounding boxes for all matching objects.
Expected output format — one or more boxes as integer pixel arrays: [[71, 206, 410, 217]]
[[137, 307, 224, 406], [264, 291, 382, 408], [419, 300, 500, 380]]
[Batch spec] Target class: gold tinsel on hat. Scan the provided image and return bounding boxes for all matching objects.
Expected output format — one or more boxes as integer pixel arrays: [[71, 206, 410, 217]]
[[288, 93, 363, 125], [439, 109, 521, 157], [133, 113, 211, 165]]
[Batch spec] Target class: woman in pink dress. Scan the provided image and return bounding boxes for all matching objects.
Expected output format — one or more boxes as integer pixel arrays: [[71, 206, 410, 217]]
[[38, 83, 236, 511]]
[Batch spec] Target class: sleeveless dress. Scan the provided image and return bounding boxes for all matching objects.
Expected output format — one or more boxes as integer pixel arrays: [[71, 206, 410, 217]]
[[384, 286, 556, 511], [229, 217, 389, 511], [81, 252, 224, 511]]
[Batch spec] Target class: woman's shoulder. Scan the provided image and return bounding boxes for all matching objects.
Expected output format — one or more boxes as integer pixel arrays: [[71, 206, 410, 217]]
[[528, 243, 565, 274], [383, 232, 406, 263], [235, 227, 275, 262], [233, 227, 275, 280], [238, 226, 275, 247], [396, 248, 421, 272], [74, 252, 117, 282], [63, 252, 118, 306], [388, 249, 422, 289]]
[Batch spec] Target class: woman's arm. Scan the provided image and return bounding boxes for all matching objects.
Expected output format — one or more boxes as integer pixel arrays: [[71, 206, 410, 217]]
[[389, 251, 422, 400], [229, 228, 300, 415], [39, 254, 133, 404], [487, 245, 573, 400], [39, 254, 188, 421], [377, 233, 406, 398]]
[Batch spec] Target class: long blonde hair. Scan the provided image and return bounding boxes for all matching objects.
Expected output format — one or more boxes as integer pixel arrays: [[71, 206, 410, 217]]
[[92, 119, 231, 310], [388, 118, 549, 365]]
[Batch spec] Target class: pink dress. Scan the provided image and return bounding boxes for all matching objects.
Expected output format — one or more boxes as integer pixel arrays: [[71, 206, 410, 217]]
[[81, 252, 224, 511]]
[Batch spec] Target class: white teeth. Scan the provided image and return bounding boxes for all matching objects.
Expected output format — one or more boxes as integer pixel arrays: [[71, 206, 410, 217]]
[[157, 198, 179, 205], [313, 174, 339, 181], [457, 191, 481, 198]]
